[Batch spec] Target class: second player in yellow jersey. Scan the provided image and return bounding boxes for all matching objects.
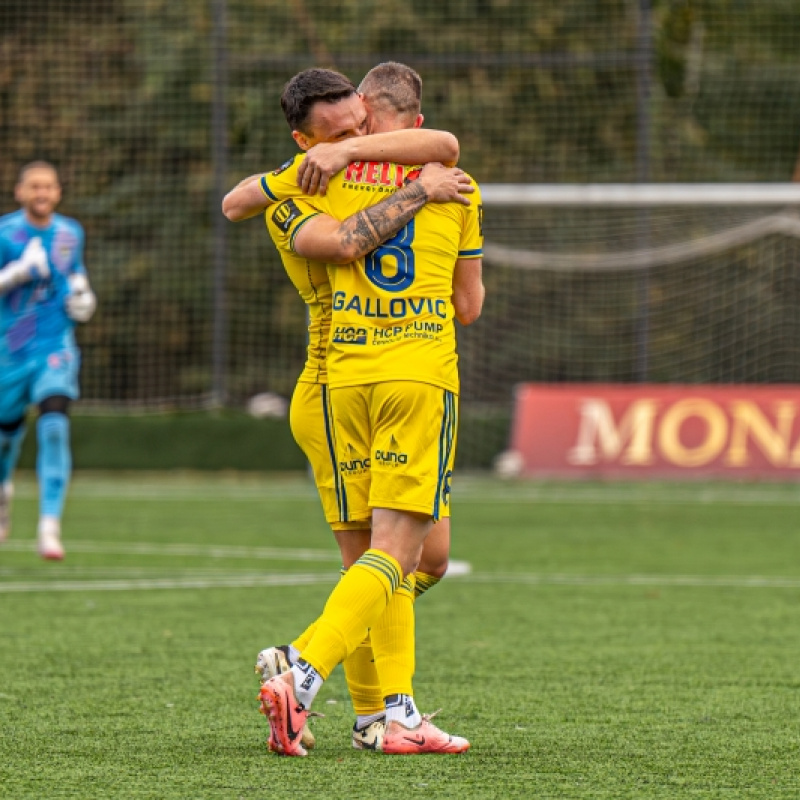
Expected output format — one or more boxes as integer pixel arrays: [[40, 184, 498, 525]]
[[262, 154, 483, 394]]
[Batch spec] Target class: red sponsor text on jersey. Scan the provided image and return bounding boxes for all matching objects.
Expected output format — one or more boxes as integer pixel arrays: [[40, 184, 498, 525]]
[[343, 161, 405, 188]]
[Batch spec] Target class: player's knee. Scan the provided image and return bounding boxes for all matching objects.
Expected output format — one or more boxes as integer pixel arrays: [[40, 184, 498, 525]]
[[417, 555, 449, 580], [38, 395, 71, 416]]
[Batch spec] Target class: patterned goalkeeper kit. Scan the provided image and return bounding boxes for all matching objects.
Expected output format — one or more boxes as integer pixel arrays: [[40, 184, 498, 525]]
[[262, 154, 483, 522], [0, 210, 86, 422]]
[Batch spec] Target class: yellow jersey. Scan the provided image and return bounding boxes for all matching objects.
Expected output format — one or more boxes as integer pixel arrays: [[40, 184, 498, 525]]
[[262, 156, 331, 383], [262, 154, 483, 394]]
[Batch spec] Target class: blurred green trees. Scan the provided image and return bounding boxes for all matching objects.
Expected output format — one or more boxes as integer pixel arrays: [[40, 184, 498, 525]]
[[0, 0, 799, 405]]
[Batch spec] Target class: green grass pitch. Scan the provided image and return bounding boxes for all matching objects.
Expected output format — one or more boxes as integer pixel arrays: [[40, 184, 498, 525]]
[[2, 474, 800, 799]]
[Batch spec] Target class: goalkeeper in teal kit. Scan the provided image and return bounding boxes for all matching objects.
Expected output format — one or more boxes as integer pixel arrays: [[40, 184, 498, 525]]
[[0, 161, 96, 559]]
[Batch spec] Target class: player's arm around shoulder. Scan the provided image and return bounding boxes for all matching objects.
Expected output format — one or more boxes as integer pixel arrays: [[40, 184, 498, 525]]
[[222, 156, 303, 222], [293, 163, 474, 264], [222, 174, 268, 221], [298, 129, 460, 196]]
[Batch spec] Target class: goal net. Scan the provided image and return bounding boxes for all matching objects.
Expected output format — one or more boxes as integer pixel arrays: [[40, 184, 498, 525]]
[[458, 183, 800, 423]]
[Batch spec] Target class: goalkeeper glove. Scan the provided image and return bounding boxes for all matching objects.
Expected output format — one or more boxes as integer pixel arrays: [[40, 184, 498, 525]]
[[0, 237, 49, 294], [65, 272, 97, 323]]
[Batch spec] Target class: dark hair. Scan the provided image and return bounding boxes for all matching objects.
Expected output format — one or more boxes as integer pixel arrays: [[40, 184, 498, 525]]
[[280, 68, 357, 134], [358, 62, 422, 123], [17, 160, 59, 184]]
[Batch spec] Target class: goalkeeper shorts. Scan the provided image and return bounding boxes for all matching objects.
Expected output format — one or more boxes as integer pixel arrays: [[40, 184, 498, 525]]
[[0, 344, 80, 423]]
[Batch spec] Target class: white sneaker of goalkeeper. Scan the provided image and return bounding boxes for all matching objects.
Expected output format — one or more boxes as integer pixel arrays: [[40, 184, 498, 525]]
[[38, 515, 64, 560]]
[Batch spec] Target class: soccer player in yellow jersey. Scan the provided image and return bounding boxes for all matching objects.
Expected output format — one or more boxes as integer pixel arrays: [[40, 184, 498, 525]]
[[224, 68, 475, 751], [257, 63, 484, 756]]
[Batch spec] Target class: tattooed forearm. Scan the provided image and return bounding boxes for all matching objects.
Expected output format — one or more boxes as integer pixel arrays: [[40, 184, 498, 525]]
[[338, 181, 429, 259]]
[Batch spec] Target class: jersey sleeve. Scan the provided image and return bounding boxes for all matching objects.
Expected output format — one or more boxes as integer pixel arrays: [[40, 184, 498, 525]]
[[259, 154, 305, 204], [69, 221, 88, 275], [458, 179, 483, 259], [265, 197, 322, 254]]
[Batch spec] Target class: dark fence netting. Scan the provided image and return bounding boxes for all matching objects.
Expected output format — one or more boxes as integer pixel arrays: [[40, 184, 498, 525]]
[[1, 0, 799, 410]]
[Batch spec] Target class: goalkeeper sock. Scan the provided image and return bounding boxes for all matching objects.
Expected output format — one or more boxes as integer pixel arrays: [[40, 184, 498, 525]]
[[0, 421, 26, 484], [36, 413, 71, 518]]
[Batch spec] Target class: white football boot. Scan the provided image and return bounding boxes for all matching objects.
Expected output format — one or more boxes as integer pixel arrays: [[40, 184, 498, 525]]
[[0, 482, 12, 543], [352, 717, 386, 751], [37, 515, 65, 560]]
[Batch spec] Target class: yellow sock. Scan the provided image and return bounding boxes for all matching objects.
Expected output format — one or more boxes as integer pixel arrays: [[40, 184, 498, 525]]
[[292, 567, 343, 653], [300, 549, 401, 679], [342, 634, 383, 716], [414, 571, 441, 599], [291, 620, 318, 654], [371, 574, 416, 698]]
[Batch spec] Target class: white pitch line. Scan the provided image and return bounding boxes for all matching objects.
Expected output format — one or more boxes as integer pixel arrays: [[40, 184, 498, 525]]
[[0, 572, 337, 593], [3, 569, 799, 593], [3, 538, 795, 592], [0, 566, 331, 578], [0, 540, 342, 561], [0, 538, 472, 592], [13, 477, 800, 506], [459, 572, 800, 589], [10, 481, 320, 502], [0, 540, 471, 573]]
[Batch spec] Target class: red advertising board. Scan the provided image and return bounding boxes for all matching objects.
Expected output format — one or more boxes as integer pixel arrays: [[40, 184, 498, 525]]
[[506, 384, 800, 479]]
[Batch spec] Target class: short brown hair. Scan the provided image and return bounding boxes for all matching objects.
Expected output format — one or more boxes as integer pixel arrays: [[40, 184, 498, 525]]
[[17, 160, 59, 184], [280, 68, 357, 134], [358, 62, 422, 125]]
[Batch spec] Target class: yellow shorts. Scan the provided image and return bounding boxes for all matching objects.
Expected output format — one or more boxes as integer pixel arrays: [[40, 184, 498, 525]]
[[289, 381, 368, 531], [329, 381, 458, 521]]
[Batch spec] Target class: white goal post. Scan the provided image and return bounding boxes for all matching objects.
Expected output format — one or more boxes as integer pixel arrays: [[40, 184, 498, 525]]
[[481, 183, 800, 207], [479, 183, 800, 271]]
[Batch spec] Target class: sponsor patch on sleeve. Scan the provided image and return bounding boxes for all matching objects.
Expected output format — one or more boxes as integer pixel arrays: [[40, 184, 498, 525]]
[[271, 199, 303, 233]]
